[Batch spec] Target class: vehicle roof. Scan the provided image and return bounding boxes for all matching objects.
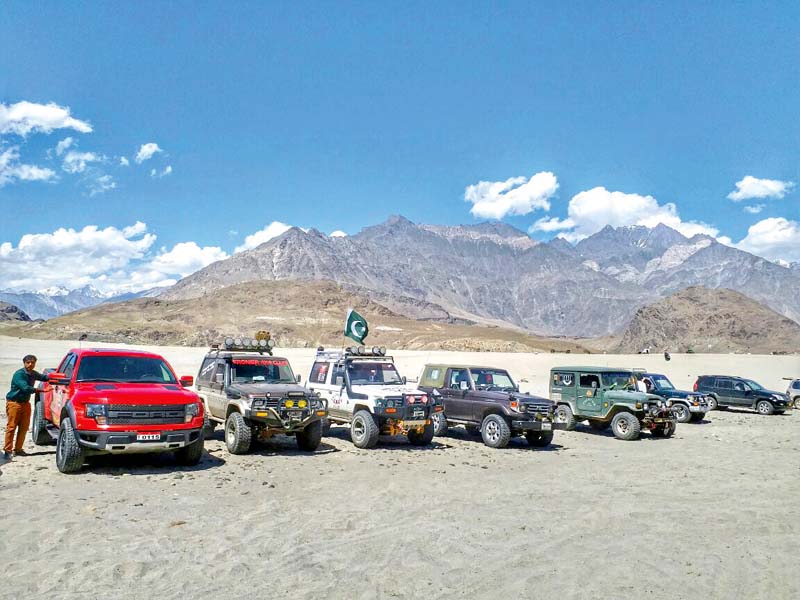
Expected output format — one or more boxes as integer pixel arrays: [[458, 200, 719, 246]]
[[69, 348, 165, 359], [205, 351, 288, 360], [697, 375, 744, 379], [424, 363, 511, 371], [551, 366, 635, 373]]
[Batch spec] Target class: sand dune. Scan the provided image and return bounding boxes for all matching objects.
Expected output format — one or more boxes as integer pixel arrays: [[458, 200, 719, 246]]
[[1, 336, 798, 599]]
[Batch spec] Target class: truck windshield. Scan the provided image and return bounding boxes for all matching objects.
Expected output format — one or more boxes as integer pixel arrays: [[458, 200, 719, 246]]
[[651, 375, 675, 390], [347, 361, 403, 385], [75, 355, 176, 383], [602, 372, 635, 389], [470, 368, 516, 391], [230, 358, 295, 384]]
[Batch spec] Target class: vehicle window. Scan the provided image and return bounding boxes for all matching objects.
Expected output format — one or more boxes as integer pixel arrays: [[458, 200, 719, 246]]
[[743, 379, 763, 390], [448, 368, 470, 389], [579, 373, 601, 388], [651, 375, 674, 390], [552, 372, 574, 387], [75, 355, 176, 383], [716, 379, 732, 390], [198, 358, 216, 383], [428, 368, 440, 381], [470, 368, 515, 391], [61, 354, 77, 379], [332, 364, 345, 385], [230, 358, 295, 384], [793, 381, 800, 390], [601, 372, 635, 388], [310, 361, 330, 384], [214, 360, 227, 384], [347, 361, 403, 385]]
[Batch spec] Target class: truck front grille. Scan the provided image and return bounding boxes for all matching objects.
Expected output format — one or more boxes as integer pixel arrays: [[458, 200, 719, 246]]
[[526, 402, 553, 416], [107, 404, 186, 425]]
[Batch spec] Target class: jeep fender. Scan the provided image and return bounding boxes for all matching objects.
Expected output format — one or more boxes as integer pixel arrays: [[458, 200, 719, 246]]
[[225, 400, 248, 419], [479, 407, 506, 422], [605, 404, 641, 421], [353, 404, 371, 415]]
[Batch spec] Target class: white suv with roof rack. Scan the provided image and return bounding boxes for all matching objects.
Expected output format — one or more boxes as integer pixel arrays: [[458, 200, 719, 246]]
[[306, 345, 439, 448]]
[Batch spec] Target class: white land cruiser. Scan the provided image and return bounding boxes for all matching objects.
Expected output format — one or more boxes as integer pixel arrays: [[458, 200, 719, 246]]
[[306, 346, 438, 448]]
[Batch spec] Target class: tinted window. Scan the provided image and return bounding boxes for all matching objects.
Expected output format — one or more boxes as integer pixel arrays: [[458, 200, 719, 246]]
[[230, 358, 295, 383], [793, 381, 800, 390], [198, 358, 216, 383], [332, 363, 345, 385], [448, 368, 470, 389], [76, 355, 176, 383], [310, 361, 330, 384], [347, 361, 402, 385], [716, 379, 733, 390], [579, 373, 600, 388], [61, 354, 77, 378]]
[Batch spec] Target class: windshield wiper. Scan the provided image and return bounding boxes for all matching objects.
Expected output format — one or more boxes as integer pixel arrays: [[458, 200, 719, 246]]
[[76, 378, 116, 383]]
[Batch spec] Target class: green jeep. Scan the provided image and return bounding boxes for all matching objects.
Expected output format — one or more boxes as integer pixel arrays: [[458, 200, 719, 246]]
[[550, 367, 678, 441]]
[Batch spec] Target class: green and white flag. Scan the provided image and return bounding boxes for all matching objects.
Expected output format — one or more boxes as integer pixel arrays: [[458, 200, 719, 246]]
[[344, 308, 369, 343]]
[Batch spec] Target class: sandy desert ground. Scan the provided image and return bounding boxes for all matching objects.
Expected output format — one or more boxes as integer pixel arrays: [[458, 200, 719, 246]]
[[1, 335, 799, 599]]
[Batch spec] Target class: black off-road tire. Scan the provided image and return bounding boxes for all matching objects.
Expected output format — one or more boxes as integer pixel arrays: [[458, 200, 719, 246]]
[[351, 410, 379, 449], [31, 400, 53, 445], [756, 400, 774, 416], [610, 412, 641, 441], [481, 414, 511, 449], [706, 395, 719, 411], [431, 412, 448, 436], [408, 422, 435, 446], [225, 411, 252, 454], [203, 412, 216, 437], [690, 412, 706, 423], [175, 433, 204, 466], [554, 404, 577, 431], [651, 420, 676, 438], [588, 419, 610, 431], [464, 424, 482, 436], [297, 420, 323, 451], [55, 418, 85, 474], [673, 403, 692, 423], [525, 430, 554, 447], [321, 418, 332, 436]]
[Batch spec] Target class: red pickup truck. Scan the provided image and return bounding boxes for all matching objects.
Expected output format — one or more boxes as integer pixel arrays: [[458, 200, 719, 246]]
[[33, 348, 205, 473]]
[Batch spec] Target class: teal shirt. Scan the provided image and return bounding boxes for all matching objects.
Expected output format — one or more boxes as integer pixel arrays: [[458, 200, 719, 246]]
[[6, 368, 47, 402]]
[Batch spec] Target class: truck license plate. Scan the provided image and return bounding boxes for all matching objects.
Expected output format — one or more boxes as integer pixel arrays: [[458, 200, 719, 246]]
[[288, 410, 303, 420], [136, 433, 160, 441], [541, 422, 552, 431], [413, 409, 424, 418]]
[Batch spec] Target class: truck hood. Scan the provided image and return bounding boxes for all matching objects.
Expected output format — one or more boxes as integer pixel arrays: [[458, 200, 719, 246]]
[[350, 384, 425, 398], [604, 390, 663, 403], [656, 389, 704, 400], [228, 382, 309, 397], [73, 382, 199, 404], [510, 392, 554, 407]]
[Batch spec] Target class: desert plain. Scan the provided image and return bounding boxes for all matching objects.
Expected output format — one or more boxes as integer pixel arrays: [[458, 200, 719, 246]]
[[1, 335, 799, 599]]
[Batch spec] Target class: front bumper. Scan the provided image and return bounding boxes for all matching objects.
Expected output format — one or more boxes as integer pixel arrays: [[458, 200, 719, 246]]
[[687, 404, 710, 413], [375, 404, 431, 422], [75, 428, 203, 453], [246, 406, 326, 431], [511, 419, 560, 432]]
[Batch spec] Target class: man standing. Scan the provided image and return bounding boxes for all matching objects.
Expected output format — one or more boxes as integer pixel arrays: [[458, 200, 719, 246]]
[[4, 354, 48, 460]]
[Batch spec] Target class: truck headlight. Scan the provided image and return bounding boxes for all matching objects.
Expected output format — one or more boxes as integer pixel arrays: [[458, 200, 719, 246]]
[[185, 402, 200, 423], [284, 399, 295, 409], [85, 403, 108, 424]]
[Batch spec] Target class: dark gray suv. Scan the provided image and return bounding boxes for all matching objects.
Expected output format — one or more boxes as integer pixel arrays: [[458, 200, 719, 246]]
[[694, 375, 791, 415]]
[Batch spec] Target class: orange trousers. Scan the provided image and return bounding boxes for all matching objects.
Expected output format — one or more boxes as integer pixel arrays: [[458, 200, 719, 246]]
[[4, 400, 31, 453]]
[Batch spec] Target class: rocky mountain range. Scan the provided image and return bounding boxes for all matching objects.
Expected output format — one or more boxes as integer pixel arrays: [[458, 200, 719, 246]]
[[0, 301, 31, 322], [0, 285, 166, 320], [163, 216, 800, 338]]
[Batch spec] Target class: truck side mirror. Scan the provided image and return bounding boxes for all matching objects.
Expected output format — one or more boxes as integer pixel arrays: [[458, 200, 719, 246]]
[[460, 380, 469, 391], [335, 376, 344, 387], [48, 372, 70, 386], [179, 375, 194, 387], [215, 373, 224, 384], [296, 374, 302, 383]]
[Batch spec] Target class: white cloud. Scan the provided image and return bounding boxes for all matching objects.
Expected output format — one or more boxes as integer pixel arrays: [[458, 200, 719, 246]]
[[119, 156, 129, 167], [0, 223, 156, 292], [735, 217, 800, 263], [743, 204, 765, 214], [0, 146, 56, 187], [55, 137, 74, 156], [235, 221, 293, 253], [0, 101, 92, 136], [62, 150, 103, 174], [465, 171, 558, 219], [727, 176, 794, 202], [150, 165, 172, 178], [330, 230, 348, 237], [135, 142, 162, 163], [88, 174, 116, 196], [148, 242, 228, 277], [532, 186, 719, 242]]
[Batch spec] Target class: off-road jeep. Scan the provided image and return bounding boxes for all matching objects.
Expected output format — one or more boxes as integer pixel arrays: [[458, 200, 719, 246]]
[[633, 371, 710, 423], [306, 346, 438, 448], [33, 348, 204, 473], [195, 335, 327, 454], [550, 367, 678, 440], [417, 363, 560, 449], [694, 375, 791, 415]]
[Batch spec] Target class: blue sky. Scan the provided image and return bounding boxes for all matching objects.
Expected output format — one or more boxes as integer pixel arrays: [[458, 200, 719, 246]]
[[1, 1, 799, 293]]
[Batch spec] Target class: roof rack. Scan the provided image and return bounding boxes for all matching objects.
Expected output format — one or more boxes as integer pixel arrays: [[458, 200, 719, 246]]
[[211, 331, 276, 355]]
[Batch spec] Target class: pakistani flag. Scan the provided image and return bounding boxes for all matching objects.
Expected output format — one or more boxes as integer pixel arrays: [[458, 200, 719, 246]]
[[344, 308, 369, 343]]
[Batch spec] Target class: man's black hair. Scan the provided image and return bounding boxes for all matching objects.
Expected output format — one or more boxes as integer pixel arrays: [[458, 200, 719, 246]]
[[23, 354, 37, 363]]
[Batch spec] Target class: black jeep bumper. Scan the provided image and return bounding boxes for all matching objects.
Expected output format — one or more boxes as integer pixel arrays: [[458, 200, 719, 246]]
[[511, 419, 560, 432], [246, 407, 326, 432], [76, 428, 203, 453]]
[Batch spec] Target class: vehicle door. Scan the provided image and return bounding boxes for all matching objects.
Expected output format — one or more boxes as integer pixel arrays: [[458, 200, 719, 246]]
[[577, 373, 603, 415], [308, 360, 340, 416], [328, 363, 348, 420], [714, 378, 735, 406], [49, 353, 77, 426], [195, 357, 217, 416], [208, 359, 228, 416], [731, 380, 751, 407], [443, 368, 472, 420]]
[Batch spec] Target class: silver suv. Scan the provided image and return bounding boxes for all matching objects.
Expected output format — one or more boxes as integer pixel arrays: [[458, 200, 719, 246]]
[[786, 378, 800, 409]]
